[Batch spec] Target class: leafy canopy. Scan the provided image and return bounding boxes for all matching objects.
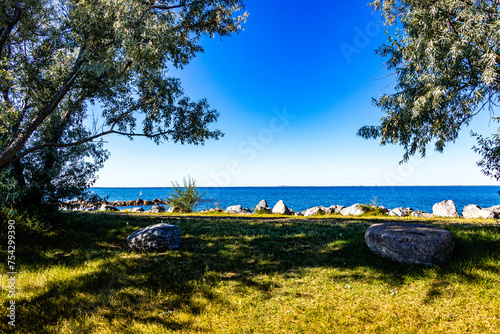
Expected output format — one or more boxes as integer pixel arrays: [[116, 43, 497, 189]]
[[166, 175, 205, 213], [0, 0, 247, 208], [358, 0, 500, 171], [0, 0, 247, 169]]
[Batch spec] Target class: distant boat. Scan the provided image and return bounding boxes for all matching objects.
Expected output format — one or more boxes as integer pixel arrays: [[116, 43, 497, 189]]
[[140, 191, 142, 196]]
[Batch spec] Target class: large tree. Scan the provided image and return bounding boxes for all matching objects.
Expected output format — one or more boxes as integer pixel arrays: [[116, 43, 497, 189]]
[[0, 0, 247, 208], [358, 0, 500, 178]]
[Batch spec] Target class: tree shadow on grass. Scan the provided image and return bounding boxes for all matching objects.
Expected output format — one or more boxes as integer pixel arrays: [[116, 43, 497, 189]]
[[7, 214, 500, 333]]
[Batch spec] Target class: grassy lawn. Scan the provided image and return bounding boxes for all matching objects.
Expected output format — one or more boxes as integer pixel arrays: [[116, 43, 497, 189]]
[[1, 213, 500, 333]]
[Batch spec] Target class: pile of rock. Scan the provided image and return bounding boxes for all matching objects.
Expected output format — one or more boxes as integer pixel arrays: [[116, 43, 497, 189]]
[[65, 196, 499, 220], [107, 198, 164, 206]]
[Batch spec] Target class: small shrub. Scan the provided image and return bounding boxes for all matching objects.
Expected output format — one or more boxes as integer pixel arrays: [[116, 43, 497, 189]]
[[165, 176, 205, 213], [360, 204, 388, 216], [253, 208, 268, 214]]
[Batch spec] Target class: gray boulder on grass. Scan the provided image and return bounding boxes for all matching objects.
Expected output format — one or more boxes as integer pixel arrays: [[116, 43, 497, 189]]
[[255, 200, 272, 214], [150, 205, 166, 213], [365, 223, 455, 266], [272, 200, 292, 215], [340, 204, 366, 216], [127, 223, 181, 251], [225, 205, 252, 214], [462, 204, 496, 219], [432, 200, 459, 217]]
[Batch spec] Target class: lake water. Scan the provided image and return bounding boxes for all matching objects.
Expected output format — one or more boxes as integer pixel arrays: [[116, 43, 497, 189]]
[[89, 186, 500, 213]]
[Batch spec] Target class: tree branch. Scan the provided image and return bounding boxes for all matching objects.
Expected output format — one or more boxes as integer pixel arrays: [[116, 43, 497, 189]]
[[6, 128, 174, 167], [0, 48, 87, 169], [0, 0, 21, 58]]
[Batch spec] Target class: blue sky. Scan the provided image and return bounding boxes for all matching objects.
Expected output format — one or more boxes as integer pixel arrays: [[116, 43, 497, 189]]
[[93, 0, 499, 187]]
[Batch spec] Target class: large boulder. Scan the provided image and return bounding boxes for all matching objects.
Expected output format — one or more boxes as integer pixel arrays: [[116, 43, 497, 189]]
[[127, 223, 181, 251], [100, 204, 119, 212], [272, 200, 292, 215], [150, 205, 166, 213], [255, 200, 272, 214], [304, 206, 326, 217], [225, 205, 252, 214], [432, 200, 459, 218], [462, 204, 496, 219], [340, 204, 366, 216], [365, 223, 455, 266]]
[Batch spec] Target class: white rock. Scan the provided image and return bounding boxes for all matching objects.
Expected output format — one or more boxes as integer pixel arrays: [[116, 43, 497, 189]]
[[167, 206, 181, 213], [130, 207, 145, 213], [486, 205, 500, 214], [325, 205, 345, 214], [340, 204, 366, 216], [389, 207, 412, 217], [100, 204, 119, 212], [150, 205, 166, 213], [432, 200, 459, 218], [255, 200, 272, 213], [304, 206, 326, 217], [411, 211, 434, 218], [462, 204, 496, 219], [225, 205, 252, 214], [272, 200, 292, 215]]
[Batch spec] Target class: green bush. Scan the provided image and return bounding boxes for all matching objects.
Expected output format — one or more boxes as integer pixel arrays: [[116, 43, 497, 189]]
[[165, 176, 205, 213], [360, 204, 388, 216]]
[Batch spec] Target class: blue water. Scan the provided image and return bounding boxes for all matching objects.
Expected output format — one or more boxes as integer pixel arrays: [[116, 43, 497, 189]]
[[89, 186, 500, 213]]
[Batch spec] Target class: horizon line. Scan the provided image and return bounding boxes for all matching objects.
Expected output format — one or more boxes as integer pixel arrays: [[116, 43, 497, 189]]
[[90, 184, 500, 188]]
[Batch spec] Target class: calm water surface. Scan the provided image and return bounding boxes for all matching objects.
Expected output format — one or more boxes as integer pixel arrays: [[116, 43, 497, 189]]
[[89, 186, 500, 213]]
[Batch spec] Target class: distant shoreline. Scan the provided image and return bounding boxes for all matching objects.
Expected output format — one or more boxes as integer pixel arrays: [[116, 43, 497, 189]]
[[90, 185, 500, 188]]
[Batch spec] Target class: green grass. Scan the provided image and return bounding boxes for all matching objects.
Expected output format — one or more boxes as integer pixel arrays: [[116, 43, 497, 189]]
[[1, 213, 500, 333]]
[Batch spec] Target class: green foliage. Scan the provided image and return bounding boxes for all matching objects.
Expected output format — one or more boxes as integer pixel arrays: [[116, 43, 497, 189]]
[[360, 204, 388, 216], [166, 175, 205, 213], [253, 207, 268, 214], [473, 119, 500, 181], [0, 0, 247, 211], [359, 1, 500, 167]]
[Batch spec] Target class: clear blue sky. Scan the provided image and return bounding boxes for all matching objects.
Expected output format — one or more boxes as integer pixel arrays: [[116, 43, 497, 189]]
[[92, 0, 499, 187]]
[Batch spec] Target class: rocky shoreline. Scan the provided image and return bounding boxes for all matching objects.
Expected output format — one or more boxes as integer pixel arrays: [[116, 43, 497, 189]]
[[62, 198, 500, 219]]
